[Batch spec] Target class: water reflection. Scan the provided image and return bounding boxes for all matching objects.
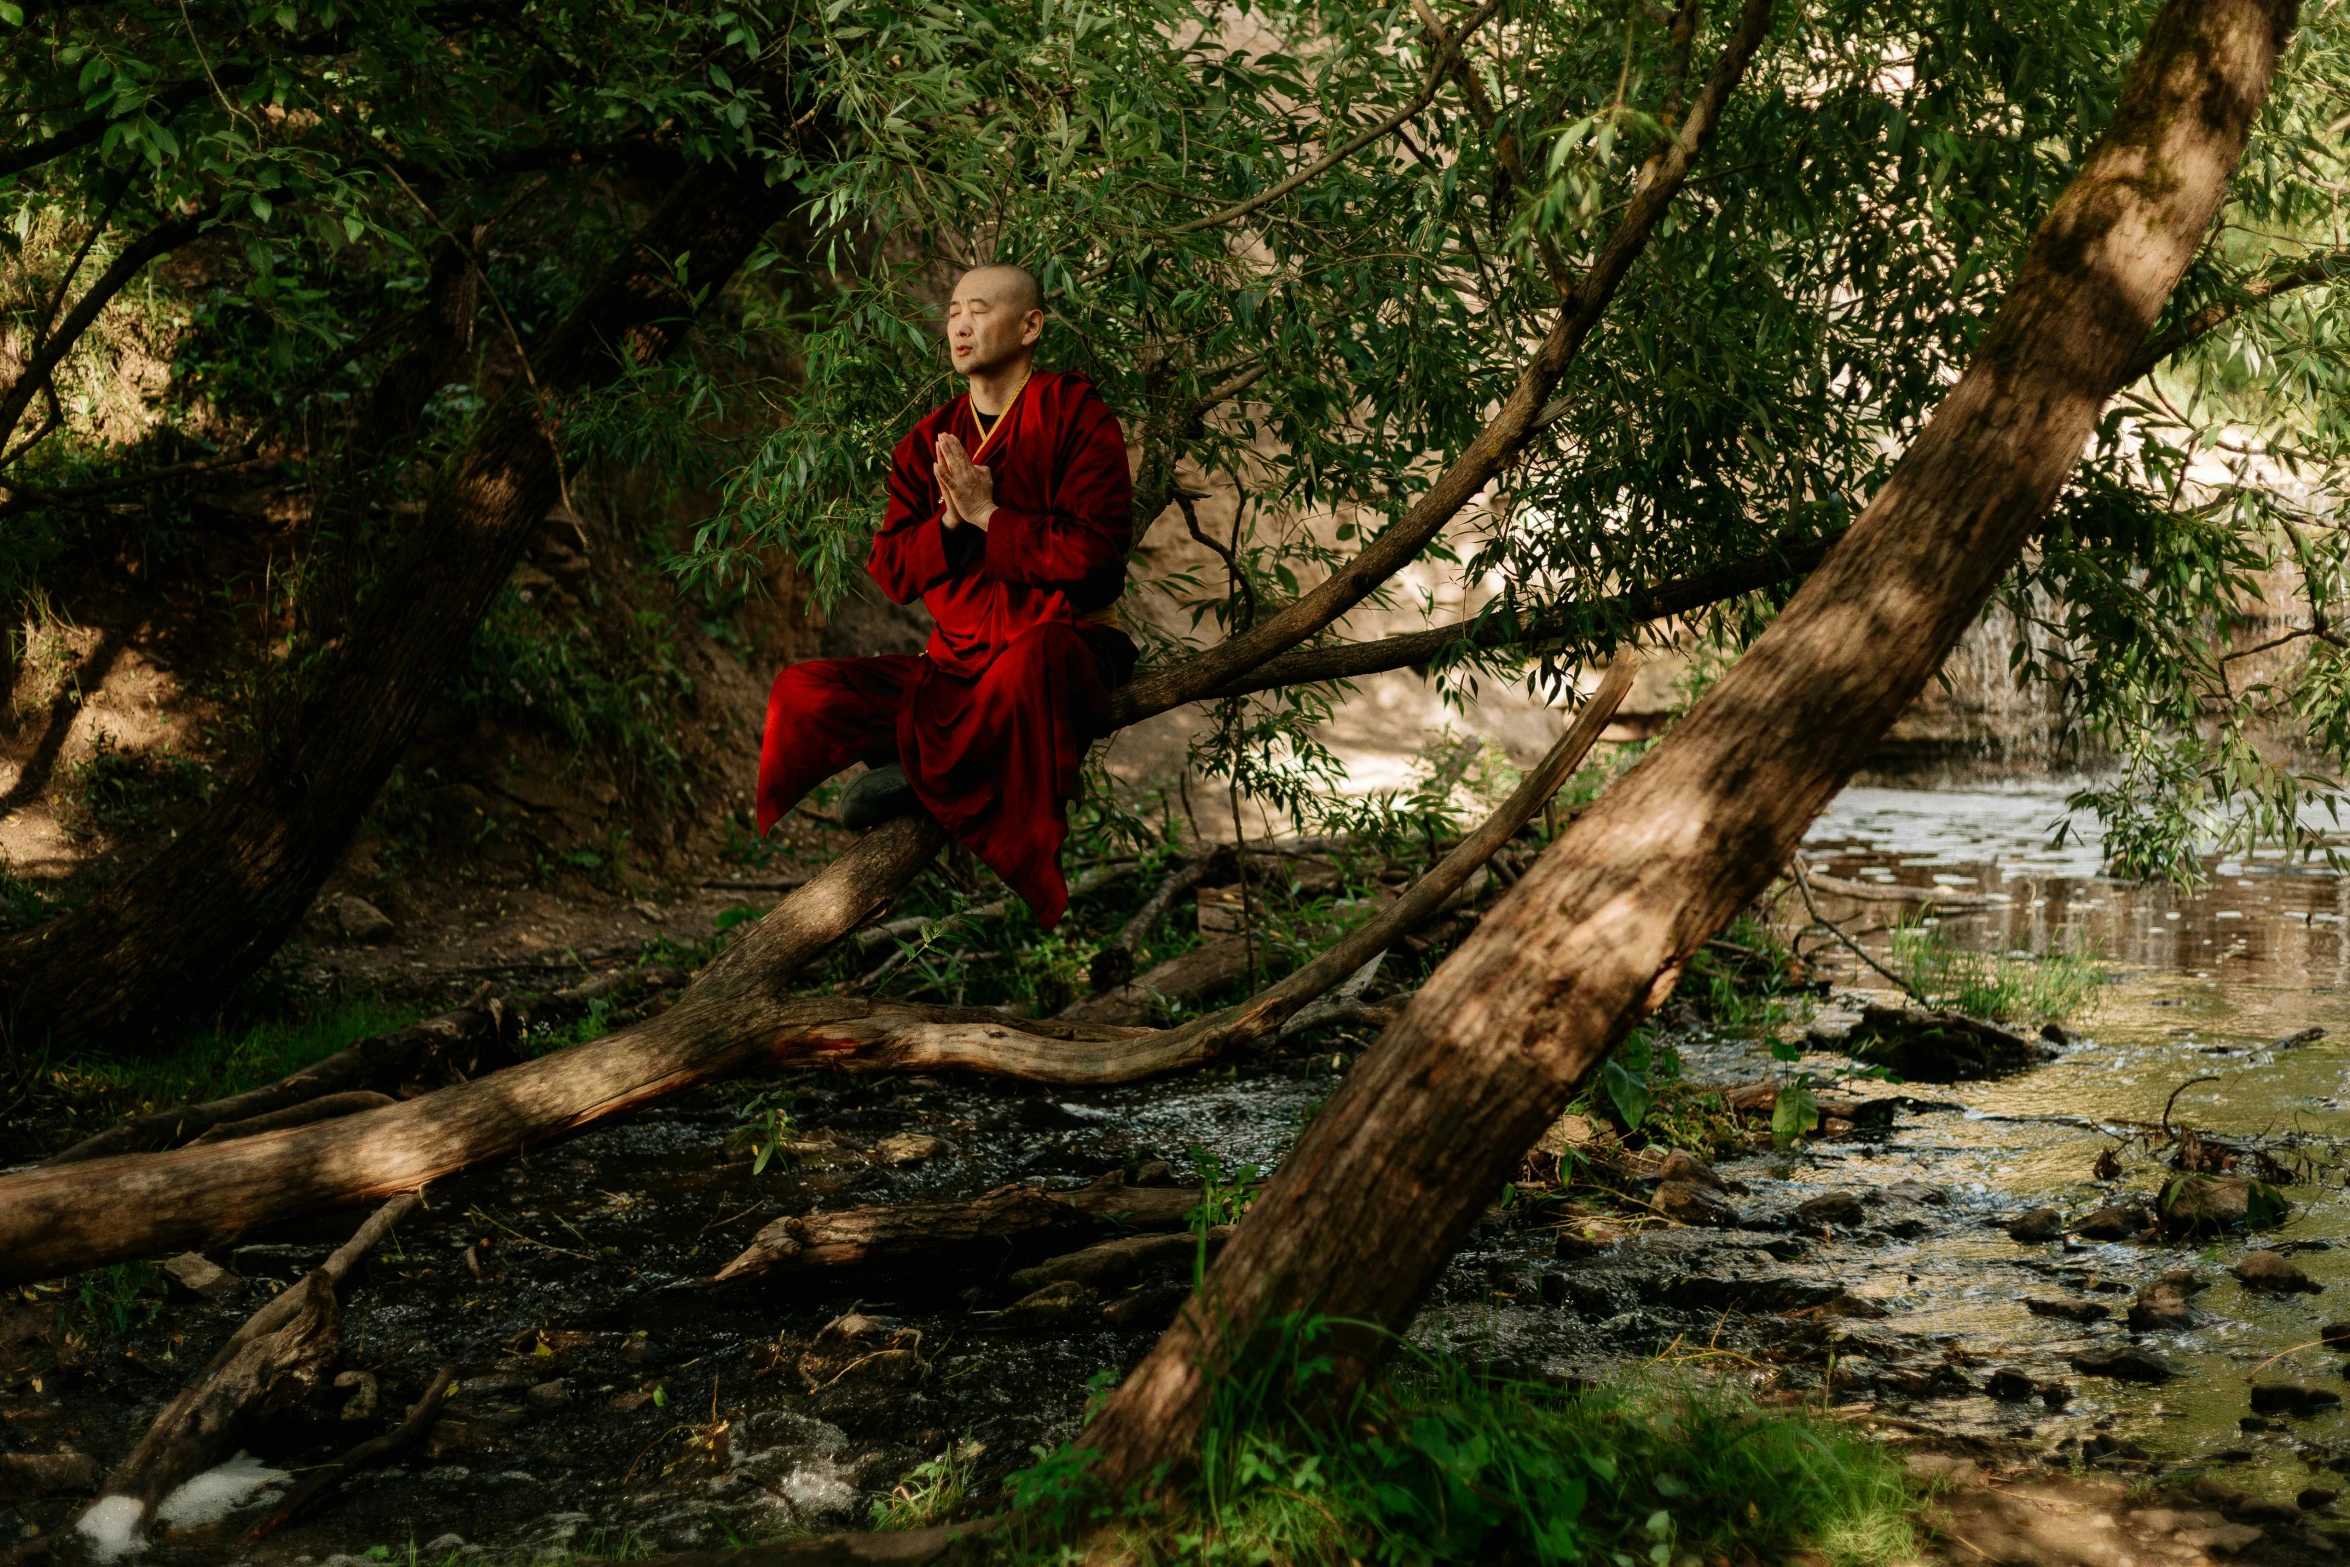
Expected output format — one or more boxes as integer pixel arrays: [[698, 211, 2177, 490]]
[[1765, 784, 2350, 1487]]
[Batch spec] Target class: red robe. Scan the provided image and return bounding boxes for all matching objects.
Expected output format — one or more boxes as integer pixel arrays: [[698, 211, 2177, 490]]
[[755, 370, 1135, 927]]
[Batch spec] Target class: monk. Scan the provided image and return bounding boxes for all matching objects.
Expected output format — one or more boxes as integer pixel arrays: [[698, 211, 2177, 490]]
[[754, 264, 1136, 930]]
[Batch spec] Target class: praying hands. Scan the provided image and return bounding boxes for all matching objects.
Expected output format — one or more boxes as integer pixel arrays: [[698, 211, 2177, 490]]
[[934, 433, 996, 530]]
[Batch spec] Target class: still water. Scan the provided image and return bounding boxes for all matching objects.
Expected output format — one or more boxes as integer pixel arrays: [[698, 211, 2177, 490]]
[[1768, 783, 2350, 1485]]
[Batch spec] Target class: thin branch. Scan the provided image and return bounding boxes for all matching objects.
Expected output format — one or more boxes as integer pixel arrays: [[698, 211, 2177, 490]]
[[1170, 0, 1511, 236], [1200, 526, 1841, 702], [1108, 0, 1777, 731], [2122, 247, 2350, 383], [0, 203, 216, 457]]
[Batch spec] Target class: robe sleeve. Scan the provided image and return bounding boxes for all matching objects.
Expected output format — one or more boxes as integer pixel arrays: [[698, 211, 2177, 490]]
[[981, 393, 1133, 588], [866, 425, 957, 605]]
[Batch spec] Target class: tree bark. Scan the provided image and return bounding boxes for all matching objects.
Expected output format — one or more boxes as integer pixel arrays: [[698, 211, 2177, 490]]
[[1075, 0, 2299, 1487], [0, 662, 1628, 1284], [72, 1195, 418, 1553], [711, 1175, 1199, 1284], [0, 157, 794, 1056]]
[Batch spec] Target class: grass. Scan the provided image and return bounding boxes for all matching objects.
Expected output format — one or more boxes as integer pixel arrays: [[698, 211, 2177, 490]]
[[991, 1331, 1920, 1567], [28, 995, 428, 1150], [1886, 922, 2105, 1024]]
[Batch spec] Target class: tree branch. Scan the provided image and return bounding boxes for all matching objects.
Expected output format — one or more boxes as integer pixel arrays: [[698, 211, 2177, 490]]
[[1108, 0, 1776, 730], [1170, 0, 1510, 236], [1199, 527, 1841, 700], [2122, 246, 2350, 383], [0, 203, 215, 457]]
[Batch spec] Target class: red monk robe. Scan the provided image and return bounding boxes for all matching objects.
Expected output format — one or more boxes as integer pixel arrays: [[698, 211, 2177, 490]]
[[754, 370, 1135, 928]]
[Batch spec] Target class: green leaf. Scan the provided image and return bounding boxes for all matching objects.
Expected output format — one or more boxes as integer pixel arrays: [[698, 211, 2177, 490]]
[[1771, 1077, 1820, 1148], [1600, 1057, 1650, 1131], [0, 4, 26, 26]]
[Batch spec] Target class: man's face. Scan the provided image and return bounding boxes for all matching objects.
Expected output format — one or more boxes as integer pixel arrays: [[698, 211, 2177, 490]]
[[946, 273, 1042, 376]]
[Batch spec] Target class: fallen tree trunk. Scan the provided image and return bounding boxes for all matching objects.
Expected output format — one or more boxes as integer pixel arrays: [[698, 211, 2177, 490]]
[[0, 662, 1629, 1284], [0, 817, 946, 1284], [71, 1195, 419, 1557], [41, 999, 519, 1165], [1073, 0, 2298, 1486], [712, 1174, 1198, 1283]]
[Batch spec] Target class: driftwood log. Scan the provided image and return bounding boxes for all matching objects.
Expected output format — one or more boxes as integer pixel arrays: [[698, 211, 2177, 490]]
[[0, 663, 1628, 1285], [70, 1195, 419, 1555], [712, 1174, 1200, 1283]]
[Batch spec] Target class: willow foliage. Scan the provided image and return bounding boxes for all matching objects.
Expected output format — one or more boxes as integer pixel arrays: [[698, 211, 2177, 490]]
[[7, 0, 2350, 878]]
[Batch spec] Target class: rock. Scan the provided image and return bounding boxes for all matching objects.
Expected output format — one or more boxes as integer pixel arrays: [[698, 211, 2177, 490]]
[[424, 1536, 468, 1556], [2129, 1271, 2203, 1331], [2301, 1489, 2341, 1511], [1986, 1367, 2037, 1401], [2233, 1249, 2322, 1292], [1794, 1191, 1866, 1228], [0, 1451, 100, 1500], [2073, 1205, 2149, 1242], [2022, 1296, 2111, 1323], [2242, 1416, 2275, 1432], [2277, 1027, 2328, 1049], [2082, 1433, 2150, 1462], [158, 1251, 241, 1302], [2041, 1022, 2071, 1046], [2250, 1383, 2342, 1416], [2071, 1346, 2176, 1383], [1001, 1280, 1097, 1324], [1653, 1180, 1740, 1227], [2325, 1323, 2350, 1349], [2178, 1524, 2266, 1554], [1539, 1272, 1569, 1307], [816, 1311, 901, 1348], [2007, 1207, 2065, 1243], [2233, 1501, 2303, 1527], [1884, 1181, 1949, 1205], [1656, 1149, 1727, 1191], [525, 1379, 570, 1410], [2160, 1173, 2290, 1235], [874, 1133, 948, 1167], [1838, 1004, 2052, 1082], [1904, 1454, 1981, 1485], [1822, 1292, 1888, 1319], [333, 893, 395, 942]]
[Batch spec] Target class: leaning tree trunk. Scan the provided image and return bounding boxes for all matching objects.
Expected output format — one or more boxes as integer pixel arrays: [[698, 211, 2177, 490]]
[[1076, 0, 2299, 1486], [0, 157, 792, 1055]]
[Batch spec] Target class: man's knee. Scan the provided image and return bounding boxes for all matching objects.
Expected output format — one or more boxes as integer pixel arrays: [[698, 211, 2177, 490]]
[[995, 622, 1089, 682]]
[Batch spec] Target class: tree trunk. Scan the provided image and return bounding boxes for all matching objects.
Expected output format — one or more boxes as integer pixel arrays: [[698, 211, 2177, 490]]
[[0, 157, 792, 1056], [1075, 0, 2299, 1487]]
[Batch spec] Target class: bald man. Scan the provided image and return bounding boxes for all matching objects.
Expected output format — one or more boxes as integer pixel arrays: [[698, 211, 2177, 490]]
[[754, 264, 1136, 929]]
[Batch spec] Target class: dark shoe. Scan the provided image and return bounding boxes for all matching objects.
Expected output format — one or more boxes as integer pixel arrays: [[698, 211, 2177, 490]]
[[840, 763, 918, 830]]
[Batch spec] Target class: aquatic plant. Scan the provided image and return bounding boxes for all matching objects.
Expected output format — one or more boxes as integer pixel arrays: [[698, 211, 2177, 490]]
[[1887, 924, 2105, 1024]]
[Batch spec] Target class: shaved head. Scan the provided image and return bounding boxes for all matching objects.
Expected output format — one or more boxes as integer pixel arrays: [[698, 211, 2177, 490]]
[[957, 264, 1043, 315]]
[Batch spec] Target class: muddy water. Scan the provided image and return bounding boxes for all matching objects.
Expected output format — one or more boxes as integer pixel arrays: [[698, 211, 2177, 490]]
[[17, 781, 2350, 1561]]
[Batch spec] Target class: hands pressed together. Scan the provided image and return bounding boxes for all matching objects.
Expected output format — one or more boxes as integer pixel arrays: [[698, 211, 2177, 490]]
[[934, 433, 996, 531]]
